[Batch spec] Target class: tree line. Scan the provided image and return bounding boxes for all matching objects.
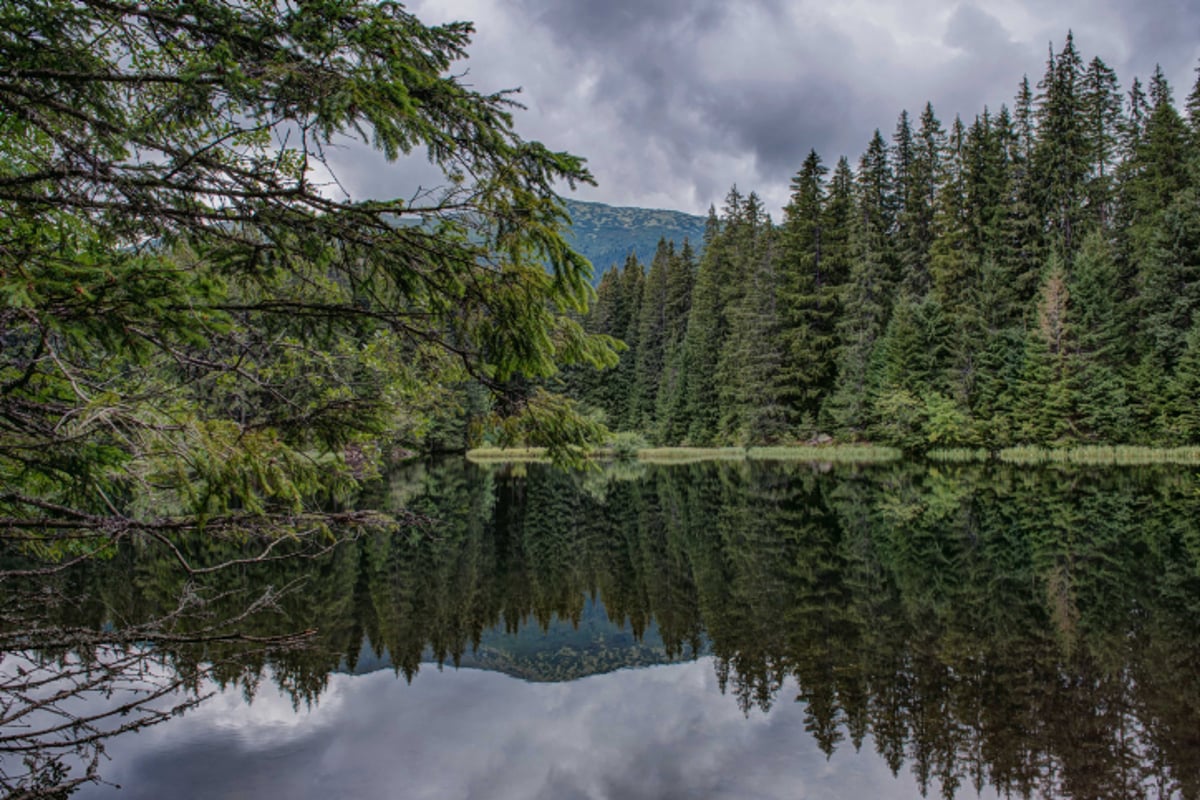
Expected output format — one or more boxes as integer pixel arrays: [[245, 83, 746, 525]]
[[568, 35, 1200, 449]]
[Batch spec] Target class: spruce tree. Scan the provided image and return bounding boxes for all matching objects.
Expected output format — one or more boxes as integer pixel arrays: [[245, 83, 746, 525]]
[[724, 226, 790, 443], [1067, 231, 1132, 439], [633, 240, 671, 432], [656, 240, 697, 444], [823, 138, 897, 436], [714, 192, 776, 442], [778, 150, 838, 432], [895, 107, 940, 297], [1163, 323, 1200, 442], [682, 201, 737, 444], [615, 254, 646, 430], [1015, 256, 1075, 443], [1080, 56, 1124, 231], [578, 265, 626, 421], [931, 116, 972, 314], [1033, 33, 1088, 258], [1005, 75, 1046, 304], [1186, 62, 1200, 145], [1124, 69, 1195, 370], [823, 158, 858, 282]]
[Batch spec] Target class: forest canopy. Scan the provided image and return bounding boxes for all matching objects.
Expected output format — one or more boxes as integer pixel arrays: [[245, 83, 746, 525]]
[[0, 0, 617, 540], [570, 35, 1200, 450]]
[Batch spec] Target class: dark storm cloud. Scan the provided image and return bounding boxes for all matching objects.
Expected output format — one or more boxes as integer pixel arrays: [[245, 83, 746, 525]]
[[706, 78, 859, 178], [497, 0, 872, 206], [935, 4, 1034, 124], [371, 0, 1200, 215], [1104, 0, 1200, 101], [520, 0, 734, 44]]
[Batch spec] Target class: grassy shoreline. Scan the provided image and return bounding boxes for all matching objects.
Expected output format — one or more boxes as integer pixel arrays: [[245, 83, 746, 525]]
[[468, 444, 902, 465], [466, 444, 1200, 466]]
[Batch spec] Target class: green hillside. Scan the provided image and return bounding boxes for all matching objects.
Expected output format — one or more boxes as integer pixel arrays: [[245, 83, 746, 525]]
[[562, 199, 706, 280]]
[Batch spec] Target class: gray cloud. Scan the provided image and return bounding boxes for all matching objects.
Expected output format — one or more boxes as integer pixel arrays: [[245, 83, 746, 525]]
[[341, 0, 1200, 216]]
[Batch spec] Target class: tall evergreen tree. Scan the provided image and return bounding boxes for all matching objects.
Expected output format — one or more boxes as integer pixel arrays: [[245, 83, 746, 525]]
[[1004, 75, 1046, 303], [778, 150, 840, 431], [1163, 323, 1200, 441], [1034, 33, 1089, 258], [1186, 62, 1200, 144], [895, 103, 945, 298], [633, 240, 672, 432], [823, 157, 858, 282], [682, 198, 741, 444], [656, 240, 697, 444], [1067, 231, 1132, 439], [1015, 255, 1075, 442], [1080, 56, 1124, 231], [1124, 69, 1195, 370], [714, 192, 777, 442], [931, 116, 972, 315], [1122, 77, 1150, 159], [615, 254, 646, 429], [723, 225, 790, 443], [823, 136, 897, 436]]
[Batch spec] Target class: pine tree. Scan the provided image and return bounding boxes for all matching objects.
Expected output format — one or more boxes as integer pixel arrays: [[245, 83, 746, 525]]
[[895, 106, 941, 297], [1014, 75, 1037, 160], [778, 150, 838, 431], [1124, 68, 1195, 370], [823, 157, 857, 282], [1033, 33, 1088, 258], [682, 199, 739, 444], [615, 254, 646, 430], [724, 226, 790, 443], [578, 265, 627, 421], [633, 240, 671, 432], [1080, 56, 1123, 231], [1163, 323, 1200, 441], [1122, 77, 1149, 159], [931, 116, 972, 315], [1067, 231, 1132, 439], [655, 240, 697, 444], [714, 192, 776, 442], [1033, 255, 1076, 441], [1186, 62, 1200, 145], [1015, 257, 1075, 443], [823, 138, 897, 436], [1004, 75, 1046, 305]]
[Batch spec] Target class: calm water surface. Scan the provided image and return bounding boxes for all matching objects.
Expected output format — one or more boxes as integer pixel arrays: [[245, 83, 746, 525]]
[[3, 459, 1199, 798]]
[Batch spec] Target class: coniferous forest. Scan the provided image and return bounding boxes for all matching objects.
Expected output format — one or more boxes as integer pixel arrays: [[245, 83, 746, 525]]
[[565, 35, 1200, 450]]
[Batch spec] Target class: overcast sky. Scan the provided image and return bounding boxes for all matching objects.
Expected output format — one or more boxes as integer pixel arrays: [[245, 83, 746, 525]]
[[336, 0, 1200, 217]]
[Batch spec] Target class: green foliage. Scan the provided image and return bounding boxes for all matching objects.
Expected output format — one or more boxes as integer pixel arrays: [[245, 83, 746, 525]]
[[0, 0, 618, 538], [607, 431, 650, 461]]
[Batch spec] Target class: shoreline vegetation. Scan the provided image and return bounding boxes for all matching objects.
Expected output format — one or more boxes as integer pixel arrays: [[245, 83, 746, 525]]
[[467, 444, 1200, 465]]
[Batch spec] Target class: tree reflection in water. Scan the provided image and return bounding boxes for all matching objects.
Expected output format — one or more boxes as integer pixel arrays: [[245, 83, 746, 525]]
[[2, 458, 1200, 798]]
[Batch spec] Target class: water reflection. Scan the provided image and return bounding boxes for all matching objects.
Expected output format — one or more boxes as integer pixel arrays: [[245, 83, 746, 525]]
[[2, 458, 1199, 798], [77, 661, 958, 800]]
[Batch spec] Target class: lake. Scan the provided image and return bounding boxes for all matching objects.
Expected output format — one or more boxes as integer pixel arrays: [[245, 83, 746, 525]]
[[2, 458, 1198, 798]]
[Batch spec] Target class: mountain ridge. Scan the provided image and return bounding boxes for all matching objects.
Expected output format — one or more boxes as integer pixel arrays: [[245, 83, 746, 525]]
[[562, 199, 706, 281]]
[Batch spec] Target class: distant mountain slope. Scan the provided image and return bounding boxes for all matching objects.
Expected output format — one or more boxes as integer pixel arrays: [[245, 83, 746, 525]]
[[562, 199, 706, 280], [344, 596, 707, 682]]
